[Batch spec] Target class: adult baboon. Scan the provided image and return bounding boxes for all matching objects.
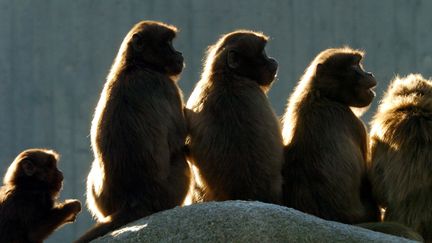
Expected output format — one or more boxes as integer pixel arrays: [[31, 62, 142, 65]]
[[186, 30, 283, 203], [281, 47, 379, 224], [369, 74, 432, 242], [76, 21, 190, 242]]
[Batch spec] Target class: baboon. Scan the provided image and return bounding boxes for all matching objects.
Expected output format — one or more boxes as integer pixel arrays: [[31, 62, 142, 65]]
[[0, 149, 81, 243], [281, 47, 380, 224], [76, 21, 190, 242], [185, 30, 283, 203], [369, 74, 432, 242]]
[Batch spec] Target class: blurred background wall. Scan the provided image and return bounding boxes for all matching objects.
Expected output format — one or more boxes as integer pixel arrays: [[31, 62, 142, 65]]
[[0, 0, 431, 241]]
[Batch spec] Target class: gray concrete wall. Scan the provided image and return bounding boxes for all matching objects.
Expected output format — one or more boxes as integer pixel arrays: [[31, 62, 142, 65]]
[[0, 0, 431, 241]]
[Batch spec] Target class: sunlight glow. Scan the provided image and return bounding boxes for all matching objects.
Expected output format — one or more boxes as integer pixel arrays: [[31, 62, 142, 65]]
[[380, 208, 386, 221], [182, 161, 204, 206], [111, 224, 148, 236], [370, 124, 400, 150]]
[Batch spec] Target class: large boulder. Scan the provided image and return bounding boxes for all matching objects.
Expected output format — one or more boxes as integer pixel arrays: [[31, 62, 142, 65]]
[[93, 201, 417, 242]]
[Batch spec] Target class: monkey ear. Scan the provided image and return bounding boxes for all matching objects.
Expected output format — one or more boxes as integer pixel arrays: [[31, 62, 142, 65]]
[[316, 63, 324, 74], [21, 160, 35, 176], [131, 34, 144, 51], [227, 50, 240, 69]]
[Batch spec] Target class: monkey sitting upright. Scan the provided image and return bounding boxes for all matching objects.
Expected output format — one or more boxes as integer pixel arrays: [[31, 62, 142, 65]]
[[369, 74, 432, 242], [0, 149, 81, 243], [281, 47, 379, 224], [76, 21, 190, 243], [185, 30, 283, 203]]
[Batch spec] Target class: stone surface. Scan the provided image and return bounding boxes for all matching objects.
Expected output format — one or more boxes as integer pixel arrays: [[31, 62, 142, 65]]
[[93, 201, 416, 243]]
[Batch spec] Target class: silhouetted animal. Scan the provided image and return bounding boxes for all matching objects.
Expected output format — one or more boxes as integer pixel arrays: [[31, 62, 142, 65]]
[[0, 149, 81, 243], [369, 74, 432, 242], [186, 30, 283, 203], [77, 21, 190, 243], [281, 47, 379, 224]]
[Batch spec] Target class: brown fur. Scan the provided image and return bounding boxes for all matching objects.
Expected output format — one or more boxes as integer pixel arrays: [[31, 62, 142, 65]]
[[76, 21, 190, 242], [0, 149, 81, 243], [369, 74, 432, 242], [185, 30, 283, 203], [281, 47, 379, 224]]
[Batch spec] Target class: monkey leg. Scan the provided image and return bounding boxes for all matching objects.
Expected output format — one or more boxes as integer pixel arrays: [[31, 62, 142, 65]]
[[74, 206, 151, 243]]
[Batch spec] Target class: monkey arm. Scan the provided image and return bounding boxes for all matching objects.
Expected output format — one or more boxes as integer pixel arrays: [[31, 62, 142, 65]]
[[28, 200, 81, 241], [183, 107, 199, 142], [369, 140, 391, 207], [152, 128, 171, 179]]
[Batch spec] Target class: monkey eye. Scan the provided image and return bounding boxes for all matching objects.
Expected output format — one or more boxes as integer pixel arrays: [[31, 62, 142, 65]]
[[351, 64, 363, 73], [46, 159, 56, 168], [258, 49, 269, 65], [166, 40, 175, 52]]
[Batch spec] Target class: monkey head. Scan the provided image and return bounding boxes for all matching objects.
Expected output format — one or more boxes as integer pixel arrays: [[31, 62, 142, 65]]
[[205, 30, 278, 87], [313, 48, 377, 108], [377, 74, 432, 115], [387, 74, 432, 98], [4, 149, 64, 197], [124, 21, 184, 77]]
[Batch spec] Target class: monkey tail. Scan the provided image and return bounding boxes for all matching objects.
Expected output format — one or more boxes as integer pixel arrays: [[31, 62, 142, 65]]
[[74, 208, 147, 243]]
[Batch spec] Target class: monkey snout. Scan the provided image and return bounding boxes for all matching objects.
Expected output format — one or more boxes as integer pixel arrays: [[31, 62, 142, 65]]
[[268, 58, 278, 74], [175, 52, 184, 62], [269, 58, 278, 67], [175, 55, 184, 67], [363, 77, 377, 89], [369, 78, 377, 88], [58, 171, 64, 181]]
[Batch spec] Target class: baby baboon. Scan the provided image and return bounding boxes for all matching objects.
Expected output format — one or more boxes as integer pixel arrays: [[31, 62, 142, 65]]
[[77, 21, 190, 242], [369, 74, 432, 242], [0, 149, 81, 243], [281, 47, 379, 224], [186, 30, 283, 203]]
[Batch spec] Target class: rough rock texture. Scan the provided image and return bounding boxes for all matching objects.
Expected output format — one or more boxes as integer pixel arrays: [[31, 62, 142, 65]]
[[93, 201, 416, 243]]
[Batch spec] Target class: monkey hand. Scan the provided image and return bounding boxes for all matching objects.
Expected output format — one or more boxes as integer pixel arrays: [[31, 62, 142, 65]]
[[62, 199, 82, 222]]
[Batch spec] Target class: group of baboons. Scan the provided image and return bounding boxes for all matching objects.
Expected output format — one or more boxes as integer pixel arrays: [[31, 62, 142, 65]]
[[0, 20, 430, 243]]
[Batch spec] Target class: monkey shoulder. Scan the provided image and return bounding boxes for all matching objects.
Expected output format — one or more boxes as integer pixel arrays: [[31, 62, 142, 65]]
[[95, 68, 186, 158], [207, 82, 271, 115], [376, 108, 432, 146], [188, 82, 282, 160], [114, 70, 165, 95], [371, 109, 432, 178], [289, 100, 366, 166], [0, 187, 52, 223], [297, 98, 364, 135], [104, 70, 182, 119]]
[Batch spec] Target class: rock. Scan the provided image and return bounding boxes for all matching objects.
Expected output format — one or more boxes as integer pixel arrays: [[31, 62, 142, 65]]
[[93, 201, 417, 243]]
